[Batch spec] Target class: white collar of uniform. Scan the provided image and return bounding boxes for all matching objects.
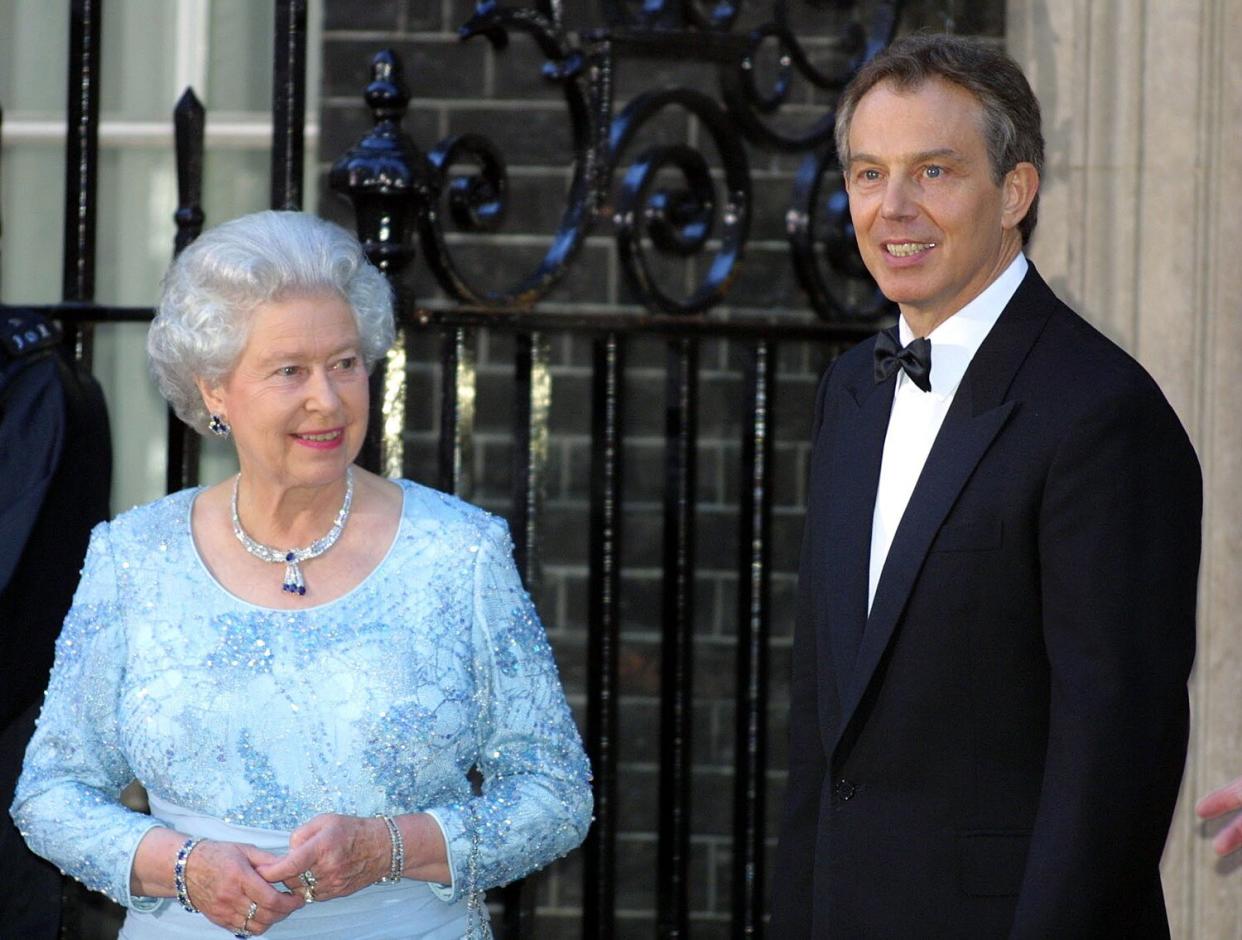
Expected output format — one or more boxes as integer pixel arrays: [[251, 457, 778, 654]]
[[896, 253, 1028, 401]]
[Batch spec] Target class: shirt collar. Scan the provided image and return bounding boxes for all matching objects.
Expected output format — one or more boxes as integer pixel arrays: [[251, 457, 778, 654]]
[[896, 253, 1028, 400]]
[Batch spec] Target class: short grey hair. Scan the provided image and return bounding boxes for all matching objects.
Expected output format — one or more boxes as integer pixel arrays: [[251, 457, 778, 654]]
[[834, 33, 1045, 244], [148, 210, 394, 432]]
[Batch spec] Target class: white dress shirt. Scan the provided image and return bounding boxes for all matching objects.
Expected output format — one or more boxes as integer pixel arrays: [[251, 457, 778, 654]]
[[867, 253, 1028, 611]]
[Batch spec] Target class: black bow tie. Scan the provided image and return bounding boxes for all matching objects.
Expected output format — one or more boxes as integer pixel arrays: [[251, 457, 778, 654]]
[[873, 331, 932, 392]]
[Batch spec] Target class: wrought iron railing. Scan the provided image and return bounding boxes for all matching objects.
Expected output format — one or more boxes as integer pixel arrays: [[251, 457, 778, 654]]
[[325, 5, 898, 932], [0, 1, 906, 936]]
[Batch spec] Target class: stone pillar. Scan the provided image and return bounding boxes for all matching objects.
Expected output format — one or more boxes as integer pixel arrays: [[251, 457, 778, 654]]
[[1008, 0, 1242, 932]]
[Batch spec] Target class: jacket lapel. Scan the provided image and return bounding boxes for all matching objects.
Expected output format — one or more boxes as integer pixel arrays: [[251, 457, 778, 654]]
[[828, 265, 1057, 763], [821, 332, 897, 700]]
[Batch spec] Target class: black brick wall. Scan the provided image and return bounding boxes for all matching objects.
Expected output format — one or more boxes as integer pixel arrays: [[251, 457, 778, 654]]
[[318, 3, 1003, 935]]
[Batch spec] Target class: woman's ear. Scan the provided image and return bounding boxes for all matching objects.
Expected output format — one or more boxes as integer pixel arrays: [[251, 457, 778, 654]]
[[196, 376, 226, 420]]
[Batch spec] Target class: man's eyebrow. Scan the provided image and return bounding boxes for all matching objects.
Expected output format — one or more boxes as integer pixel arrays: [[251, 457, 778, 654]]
[[848, 147, 967, 167]]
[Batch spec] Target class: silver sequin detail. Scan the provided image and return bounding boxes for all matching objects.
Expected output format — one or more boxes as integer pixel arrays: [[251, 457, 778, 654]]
[[12, 481, 593, 927]]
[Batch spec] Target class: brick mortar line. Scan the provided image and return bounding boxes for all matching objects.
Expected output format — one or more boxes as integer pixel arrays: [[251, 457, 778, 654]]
[[385, 493, 811, 516], [609, 830, 777, 844], [323, 95, 837, 116], [409, 378, 817, 390], [403, 444, 814, 460], [543, 629, 795, 644], [541, 564, 799, 580], [548, 691, 795, 704], [326, 29, 856, 47], [314, 153, 833, 184], [365, 233, 815, 253]]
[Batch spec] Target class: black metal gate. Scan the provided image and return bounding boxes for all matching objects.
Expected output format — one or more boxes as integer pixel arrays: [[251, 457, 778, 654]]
[[0, 1, 906, 936]]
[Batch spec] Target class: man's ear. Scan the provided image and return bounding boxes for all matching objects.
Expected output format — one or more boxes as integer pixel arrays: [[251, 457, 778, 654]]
[[1002, 162, 1039, 231]]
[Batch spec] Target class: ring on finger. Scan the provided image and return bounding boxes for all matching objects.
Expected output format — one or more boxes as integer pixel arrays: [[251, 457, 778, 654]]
[[232, 899, 258, 939], [299, 869, 318, 903]]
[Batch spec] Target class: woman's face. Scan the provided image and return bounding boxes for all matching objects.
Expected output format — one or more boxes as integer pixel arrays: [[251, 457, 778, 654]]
[[199, 291, 369, 492]]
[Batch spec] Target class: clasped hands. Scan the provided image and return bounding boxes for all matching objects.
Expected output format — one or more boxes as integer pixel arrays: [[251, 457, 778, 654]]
[[183, 813, 395, 936]]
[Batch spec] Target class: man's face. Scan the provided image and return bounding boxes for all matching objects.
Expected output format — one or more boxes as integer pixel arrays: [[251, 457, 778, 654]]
[[845, 77, 1028, 331]]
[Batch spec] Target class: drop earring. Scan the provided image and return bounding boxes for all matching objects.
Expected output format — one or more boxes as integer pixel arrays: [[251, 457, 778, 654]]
[[208, 414, 231, 438]]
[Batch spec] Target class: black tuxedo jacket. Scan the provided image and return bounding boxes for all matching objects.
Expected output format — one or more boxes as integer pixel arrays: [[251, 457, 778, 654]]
[[770, 265, 1201, 938]]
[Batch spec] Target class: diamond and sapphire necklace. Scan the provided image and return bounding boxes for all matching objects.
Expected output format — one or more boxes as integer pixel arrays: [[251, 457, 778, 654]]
[[230, 467, 354, 595]]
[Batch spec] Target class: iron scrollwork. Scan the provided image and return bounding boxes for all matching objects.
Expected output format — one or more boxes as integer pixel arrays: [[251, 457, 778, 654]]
[[600, 0, 743, 31], [331, 4, 601, 308], [713, 2, 902, 148], [609, 88, 751, 314], [717, 1, 901, 318], [332, 0, 904, 320], [420, 4, 600, 306]]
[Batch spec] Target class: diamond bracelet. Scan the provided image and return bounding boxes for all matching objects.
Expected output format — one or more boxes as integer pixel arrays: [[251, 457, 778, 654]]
[[174, 837, 205, 913], [375, 814, 404, 884]]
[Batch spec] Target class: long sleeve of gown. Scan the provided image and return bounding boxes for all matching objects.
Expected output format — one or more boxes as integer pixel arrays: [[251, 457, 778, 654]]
[[10, 523, 163, 910], [424, 517, 593, 901]]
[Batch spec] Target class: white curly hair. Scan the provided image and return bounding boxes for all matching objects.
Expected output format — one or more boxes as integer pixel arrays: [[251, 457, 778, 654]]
[[148, 210, 394, 432]]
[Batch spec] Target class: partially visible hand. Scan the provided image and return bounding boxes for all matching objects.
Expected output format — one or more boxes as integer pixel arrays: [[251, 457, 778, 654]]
[[1196, 775, 1242, 857], [255, 813, 389, 902], [185, 840, 305, 935]]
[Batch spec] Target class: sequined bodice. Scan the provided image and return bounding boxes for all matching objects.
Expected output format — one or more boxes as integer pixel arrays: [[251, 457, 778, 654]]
[[12, 480, 592, 914]]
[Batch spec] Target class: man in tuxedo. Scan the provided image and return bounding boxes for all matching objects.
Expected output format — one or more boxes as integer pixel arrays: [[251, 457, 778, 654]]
[[771, 34, 1201, 937]]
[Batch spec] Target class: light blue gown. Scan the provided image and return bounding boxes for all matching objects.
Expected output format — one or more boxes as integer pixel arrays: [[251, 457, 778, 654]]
[[11, 480, 593, 938]]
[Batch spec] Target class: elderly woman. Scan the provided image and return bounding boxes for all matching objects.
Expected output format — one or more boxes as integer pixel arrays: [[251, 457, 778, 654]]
[[11, 210, 592, 938]]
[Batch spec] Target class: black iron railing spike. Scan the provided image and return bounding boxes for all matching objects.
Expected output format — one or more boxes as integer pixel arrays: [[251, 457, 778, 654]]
[[271, 0, 308, 210]]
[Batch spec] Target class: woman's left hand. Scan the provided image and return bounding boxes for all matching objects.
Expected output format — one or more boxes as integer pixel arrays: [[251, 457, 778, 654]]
[[254, 814, 390, 902]]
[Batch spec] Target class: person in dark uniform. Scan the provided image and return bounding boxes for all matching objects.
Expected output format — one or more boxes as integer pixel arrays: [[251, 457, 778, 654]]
[[0, 311, 112, 937]]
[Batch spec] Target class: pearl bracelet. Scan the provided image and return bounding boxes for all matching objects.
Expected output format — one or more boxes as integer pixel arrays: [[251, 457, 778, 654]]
[[174, 837, 204, 913], [375, 814, 404, 884]]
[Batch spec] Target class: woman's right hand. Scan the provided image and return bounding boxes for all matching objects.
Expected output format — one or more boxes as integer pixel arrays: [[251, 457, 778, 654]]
[[183, 840, 305, 936]]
